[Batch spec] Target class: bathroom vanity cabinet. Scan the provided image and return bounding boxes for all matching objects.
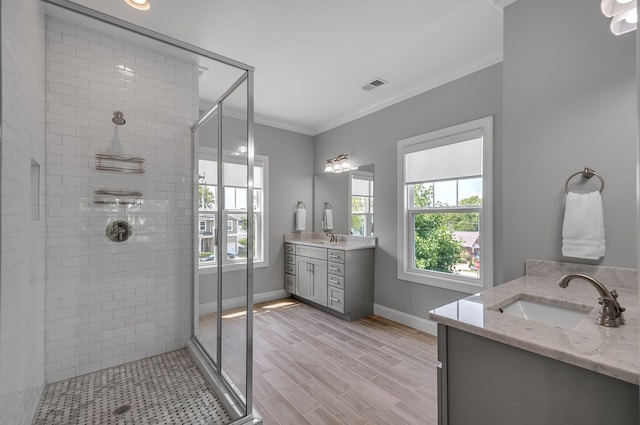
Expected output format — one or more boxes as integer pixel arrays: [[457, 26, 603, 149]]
[[284, 241, 374, 320], [437, 324, 639, 424], [294, 245, 328, 306], [429, 265, 639, 425]]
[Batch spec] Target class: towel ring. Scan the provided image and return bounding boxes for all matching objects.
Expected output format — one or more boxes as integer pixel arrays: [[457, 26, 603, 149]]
[[564, 167, 604, 193]]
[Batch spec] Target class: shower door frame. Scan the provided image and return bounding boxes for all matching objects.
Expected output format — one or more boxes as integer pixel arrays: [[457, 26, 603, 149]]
[[41, 1, 257, 423], [190, 71, 255, 421]]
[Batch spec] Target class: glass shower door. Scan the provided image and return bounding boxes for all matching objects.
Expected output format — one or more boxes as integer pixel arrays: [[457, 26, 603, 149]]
[[192, 71, 254, 420], [220, 78, 250, 404]]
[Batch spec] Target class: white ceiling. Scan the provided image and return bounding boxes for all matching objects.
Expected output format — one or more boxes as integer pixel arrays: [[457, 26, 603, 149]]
[[67, 0, 508, 135]]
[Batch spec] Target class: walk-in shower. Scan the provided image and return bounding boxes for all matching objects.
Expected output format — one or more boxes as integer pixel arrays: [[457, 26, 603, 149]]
[[1, 0, 257, 423]]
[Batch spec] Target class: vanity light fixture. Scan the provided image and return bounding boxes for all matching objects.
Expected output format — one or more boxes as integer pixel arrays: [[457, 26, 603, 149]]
[[324, 154, 358, 173], [601, 0, 637, 35], [124, 0, 150, 11]]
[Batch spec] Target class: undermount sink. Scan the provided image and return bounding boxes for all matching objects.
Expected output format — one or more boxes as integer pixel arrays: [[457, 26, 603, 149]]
[[495, 295, 592, 329]]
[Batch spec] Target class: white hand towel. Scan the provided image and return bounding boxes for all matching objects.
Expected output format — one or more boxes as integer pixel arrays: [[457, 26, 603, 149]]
[[323, 207, 334, 230], [562, 191, 605, 260], [295, 207, 306, 231]]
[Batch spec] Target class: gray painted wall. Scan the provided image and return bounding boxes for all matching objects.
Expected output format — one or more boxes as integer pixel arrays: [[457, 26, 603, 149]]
[[198, 120, 314, 304], [197, 0, 637, 321], [502, 0, 637, 281], [314, 64, 503, 317]]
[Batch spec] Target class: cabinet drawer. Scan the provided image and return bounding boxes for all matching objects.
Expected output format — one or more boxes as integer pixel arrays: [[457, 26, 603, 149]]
[[328, 249, 345, 263], [328, 274, 344, 290], [285, 263, 296, 275], [328, 262, 344, 276], [285, 273, 296, 293], [296, 245, 327, 261], [285, 253, 296, 265], [328, 287, 345, 313], [285, 243, 295, 254]]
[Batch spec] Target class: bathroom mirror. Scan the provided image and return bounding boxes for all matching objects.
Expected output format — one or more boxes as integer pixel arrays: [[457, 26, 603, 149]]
[[313, 164, 374, 236]]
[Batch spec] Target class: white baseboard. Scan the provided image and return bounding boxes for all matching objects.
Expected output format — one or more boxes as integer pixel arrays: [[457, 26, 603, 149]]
[[373, 303, 438, 336], [199, 289, 289, 315]]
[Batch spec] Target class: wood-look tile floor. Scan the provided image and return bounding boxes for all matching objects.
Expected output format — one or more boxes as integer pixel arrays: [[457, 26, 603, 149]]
[[199, 298, 438, 425]]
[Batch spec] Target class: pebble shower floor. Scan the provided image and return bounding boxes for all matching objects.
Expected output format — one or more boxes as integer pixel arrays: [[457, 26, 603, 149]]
[[33, 349, 232, 424]]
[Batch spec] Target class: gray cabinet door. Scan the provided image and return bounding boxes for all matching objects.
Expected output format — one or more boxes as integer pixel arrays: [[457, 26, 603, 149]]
[[295, 257, 328, 306], [309, 258, 328, 307], [296, 257, 312, 299]]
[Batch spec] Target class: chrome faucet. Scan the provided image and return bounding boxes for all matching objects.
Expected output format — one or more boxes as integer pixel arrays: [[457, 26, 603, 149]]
[[326, 232, 337, 242], [557, 273, 625, 327]]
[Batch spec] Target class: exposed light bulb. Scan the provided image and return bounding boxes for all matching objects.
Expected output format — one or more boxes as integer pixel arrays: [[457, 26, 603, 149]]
[[124, 0, 150, 11], [602, 0, 636, 18], [324, 154, 357, 172]]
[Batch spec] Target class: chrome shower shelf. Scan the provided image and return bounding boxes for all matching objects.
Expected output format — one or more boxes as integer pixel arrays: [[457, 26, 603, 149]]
[[95, 154, 145, 173], [94, 190, 143, 206]]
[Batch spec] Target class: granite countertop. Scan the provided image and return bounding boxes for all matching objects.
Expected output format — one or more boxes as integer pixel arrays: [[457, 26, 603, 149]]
[[284, 232, 376, 251], [429, 264, 638, 384]]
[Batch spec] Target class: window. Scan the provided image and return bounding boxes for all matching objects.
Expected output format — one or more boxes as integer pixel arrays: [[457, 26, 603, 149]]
[[197, 148, 268, 272], [397, 117, 493, 293], [350, 172, 374, 236]]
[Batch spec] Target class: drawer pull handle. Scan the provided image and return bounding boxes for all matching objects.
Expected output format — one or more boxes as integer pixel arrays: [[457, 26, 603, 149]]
[[330, 297, 341, 303], [330, 279, 339, 284], [330, 254, 340, 259], [329, 267, 340, 271]]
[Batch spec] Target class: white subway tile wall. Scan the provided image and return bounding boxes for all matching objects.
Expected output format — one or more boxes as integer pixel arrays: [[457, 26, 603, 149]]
[[0, 0, 47, 423], [44, 16, 198, 383]]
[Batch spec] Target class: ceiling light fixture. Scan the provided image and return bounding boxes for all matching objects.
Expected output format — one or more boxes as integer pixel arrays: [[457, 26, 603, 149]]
[[601, 0, 637, 35], [324, 154, 358, 173], [124, 0, 150, 11]]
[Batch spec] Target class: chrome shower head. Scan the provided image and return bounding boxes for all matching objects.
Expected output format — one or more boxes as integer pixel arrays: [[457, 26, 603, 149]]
[[112, 111, 126, 125]]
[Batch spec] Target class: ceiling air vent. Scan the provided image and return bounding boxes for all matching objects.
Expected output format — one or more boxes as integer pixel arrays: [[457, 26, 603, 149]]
[[362, 77, 388, 91]]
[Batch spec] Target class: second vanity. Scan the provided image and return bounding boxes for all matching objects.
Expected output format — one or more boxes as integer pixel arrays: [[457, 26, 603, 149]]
[[429, 260, 639, 424], [284, 233, 375, 320]]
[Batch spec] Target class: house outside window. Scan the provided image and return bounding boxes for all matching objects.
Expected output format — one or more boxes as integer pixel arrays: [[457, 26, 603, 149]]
[[197, 148, 268, 272], [397, 116, 493, 293]]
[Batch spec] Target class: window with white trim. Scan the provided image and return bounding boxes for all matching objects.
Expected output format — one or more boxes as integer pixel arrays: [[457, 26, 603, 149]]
[[397, 117, 493, 293], [197, 148, 268, 272]]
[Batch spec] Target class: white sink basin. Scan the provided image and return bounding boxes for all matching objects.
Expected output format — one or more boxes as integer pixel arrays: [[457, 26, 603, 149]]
[[496, 296, 592, 329]]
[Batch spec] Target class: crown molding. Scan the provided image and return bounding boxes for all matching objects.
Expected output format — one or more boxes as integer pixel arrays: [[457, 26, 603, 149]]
[[487, 0, 521, 14], [313, 51, 503, 136]]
